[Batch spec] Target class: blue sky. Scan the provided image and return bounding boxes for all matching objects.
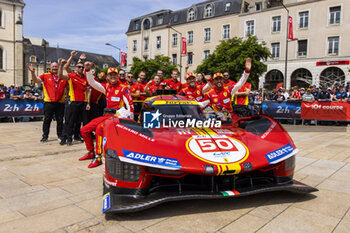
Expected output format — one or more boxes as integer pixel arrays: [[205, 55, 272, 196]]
[[23, 0, 200, 61]]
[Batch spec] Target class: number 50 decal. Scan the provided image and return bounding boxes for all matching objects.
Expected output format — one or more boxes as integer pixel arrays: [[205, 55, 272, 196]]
[[195, 138, 238, 153]]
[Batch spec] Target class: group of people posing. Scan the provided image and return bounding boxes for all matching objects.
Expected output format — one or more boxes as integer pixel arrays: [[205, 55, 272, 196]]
[[28, 50, 252, 168]]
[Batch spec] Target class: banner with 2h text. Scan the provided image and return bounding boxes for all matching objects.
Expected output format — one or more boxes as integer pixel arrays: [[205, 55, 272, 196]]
[[301, 102, 350, 121], [0, 99, 44, 117]]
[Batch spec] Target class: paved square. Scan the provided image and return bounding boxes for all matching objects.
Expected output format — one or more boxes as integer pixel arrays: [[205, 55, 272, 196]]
[[0, 122, 349, 232]]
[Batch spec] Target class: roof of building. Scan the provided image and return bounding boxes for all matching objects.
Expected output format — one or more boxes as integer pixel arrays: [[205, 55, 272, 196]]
[[26, 44, 118, 68], [127, 0, 242, 33], [3, 0, 25, 5]]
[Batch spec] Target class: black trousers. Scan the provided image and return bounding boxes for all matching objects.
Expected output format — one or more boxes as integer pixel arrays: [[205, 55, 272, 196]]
[[63, 101, 89, 139], [87, 102, 101, 122], [43, 102, 65, 138]]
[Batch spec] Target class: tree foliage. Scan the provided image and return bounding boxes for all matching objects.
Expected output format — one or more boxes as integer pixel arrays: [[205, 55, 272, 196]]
[[130, 55, 178, 80], [195, 36, 271, 87]]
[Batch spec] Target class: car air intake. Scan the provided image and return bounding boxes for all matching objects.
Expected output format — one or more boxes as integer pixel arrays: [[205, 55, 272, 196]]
[[106, 149, 142, 182]]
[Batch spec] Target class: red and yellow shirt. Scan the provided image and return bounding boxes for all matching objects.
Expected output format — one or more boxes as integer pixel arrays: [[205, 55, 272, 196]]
[[204, 87, 233, 113], [233, 82, 251, 105], [67, 72, 88, 102], [128, 82, 140, 100], [102, 83, 134, 112], [166, 79, 182, 93], [179, 86, 204, 102], [39, 72, 67, 103], [89, 77, 104, 104]]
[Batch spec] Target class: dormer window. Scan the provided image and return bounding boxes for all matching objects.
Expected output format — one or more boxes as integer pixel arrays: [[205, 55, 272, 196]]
[[205, 4, 213, 17], [143, 19, 150, 30], [29, 55, 36, 63], [225, 3, 231, 12], [188, 8, 195, 21], [157, 14, 163, 25], [135, 20, 140, 30]]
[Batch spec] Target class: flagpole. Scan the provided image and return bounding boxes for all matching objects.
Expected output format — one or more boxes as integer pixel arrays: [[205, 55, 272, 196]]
[[279, 0, 289, 89]]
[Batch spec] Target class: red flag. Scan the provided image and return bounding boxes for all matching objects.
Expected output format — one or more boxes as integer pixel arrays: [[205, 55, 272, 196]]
[[288, 16, 294, 40], [120, 51, 126, 66], [181, 37, 187, 55]]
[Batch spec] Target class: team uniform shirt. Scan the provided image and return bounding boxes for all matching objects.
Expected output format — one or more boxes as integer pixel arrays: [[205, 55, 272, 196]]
[[290, 91, 301, 99], [223, 80, 235, 90], [39, 72, 67, 103], [67, 73, 88, 102], [196, 81, 206, 89], [118, 78, 128, 88], [166, 79, 182, 93], [102, 83, 134, 112], [151, 78, 167, 86], [179, 85, 204, 102], [204, 87, 233, 113], [233, 82, 251, 105], [148, 83, 162, 95], [128, 82, 141, 100], [137, 81, 148, 101], [89, 77, 104, 104]]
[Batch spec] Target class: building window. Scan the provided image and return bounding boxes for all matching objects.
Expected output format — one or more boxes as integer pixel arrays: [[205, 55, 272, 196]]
[[256, 2, 262, 11], [188, 31, 194, 44], [143, 55, 148, 61], [223, 25, 230, 39], [204, 28, 211, 42], [0, 10, 2, 27], [271, 43, 280, 58], [172, 34, 178, 46], [246, 20, 254, 36], [174, 14, 179, 22], [133, 40, 137, 52], [205, 5, 213, 17], [103, 64, 108, 69], [298, 40, 307, 56], [29, 55, 36, 63], [172, 54, 177, 65], [187, 52, 193, 65], [328, 36, 339, 55], [225, 3, 231, 12], [329, 6, 341, 25], [157, 14, 163, 25], [272, 16, 281, 32], [135, 20, 140, 30], [299, 11, 309, 29], [144, 38, 149, 51], [244, 2, 249, 13], [204, 50, 210, 60], [156, 36, 161, 49], [0, 47, 3, 69], [188, 8, 195, 21], [143, 19, 150, 30]]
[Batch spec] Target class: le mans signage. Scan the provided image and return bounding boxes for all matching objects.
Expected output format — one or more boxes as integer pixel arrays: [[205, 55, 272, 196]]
[[316, 60, 349, 66]]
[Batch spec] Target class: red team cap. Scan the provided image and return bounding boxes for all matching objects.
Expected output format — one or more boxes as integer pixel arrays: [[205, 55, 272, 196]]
[[107, 67, 118, 74], [213, 73, 223, 79], [186, 72, 196, 79]]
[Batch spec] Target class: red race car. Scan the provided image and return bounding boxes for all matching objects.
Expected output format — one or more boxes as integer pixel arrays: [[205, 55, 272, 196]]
[[101, 94, 317, 214]]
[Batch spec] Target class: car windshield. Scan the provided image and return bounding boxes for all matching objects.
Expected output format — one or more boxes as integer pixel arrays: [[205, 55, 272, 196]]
[[154, 104, 205, 123]]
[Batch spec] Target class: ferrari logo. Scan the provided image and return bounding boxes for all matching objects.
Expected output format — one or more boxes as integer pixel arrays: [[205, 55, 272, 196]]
[[197, 91, 200, 95], [223, 92, 227, 97], [115, 90, 119, 95], [214, 98, 218, 103]]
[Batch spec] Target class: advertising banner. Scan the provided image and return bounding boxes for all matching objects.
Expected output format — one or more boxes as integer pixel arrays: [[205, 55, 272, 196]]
[[262, 101, 301, 119], [0, 99, 44, 117], [301, 101, 350, 121]]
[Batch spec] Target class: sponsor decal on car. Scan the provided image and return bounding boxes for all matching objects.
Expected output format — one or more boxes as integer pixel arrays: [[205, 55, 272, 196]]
[[265, 143, 296, 164], [102, 192, 111, 213], [122, 149, 182, 169], [221, 190, 240, 196]]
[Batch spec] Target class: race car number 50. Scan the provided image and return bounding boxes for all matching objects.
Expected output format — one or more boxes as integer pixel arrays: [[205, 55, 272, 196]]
[[186, 135, 249, 164]]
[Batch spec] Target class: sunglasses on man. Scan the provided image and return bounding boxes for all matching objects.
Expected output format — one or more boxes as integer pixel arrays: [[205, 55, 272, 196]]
[[76, 66, 84, 69], [119, 73, 125, 76]]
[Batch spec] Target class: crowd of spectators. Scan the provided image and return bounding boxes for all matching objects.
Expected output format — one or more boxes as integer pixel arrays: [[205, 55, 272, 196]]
[[248, 80, 350, 103], [0, 83, 43, 100]]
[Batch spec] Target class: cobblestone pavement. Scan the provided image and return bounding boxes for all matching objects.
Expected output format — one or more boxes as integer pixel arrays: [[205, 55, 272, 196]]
[[0, 121, 349, 233]]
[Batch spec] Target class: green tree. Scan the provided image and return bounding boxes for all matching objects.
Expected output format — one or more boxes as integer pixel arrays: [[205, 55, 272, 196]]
[[195, 36, 271, 87], [130, 55, 178, 80]]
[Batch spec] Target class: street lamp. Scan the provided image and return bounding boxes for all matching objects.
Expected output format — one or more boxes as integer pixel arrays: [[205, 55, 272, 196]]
[[105, 42, 121, 66], [278, 0, 289, 89], [166, 25, 183, 83], [41, 39, 48, 73]]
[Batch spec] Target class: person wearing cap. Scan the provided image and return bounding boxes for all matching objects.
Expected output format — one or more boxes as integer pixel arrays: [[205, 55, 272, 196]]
[[27, 62, 67, 142], [80, 65, 134, 168], [302, 88, 315, 103], [198, 58, 251, 120], [10, 85, 23, 100], [311, 85, 319, 100], [179, 73, 207, 101], [317, 86, 331, 101], [58, 51, 90, 146], [166, 70, 182, 93]]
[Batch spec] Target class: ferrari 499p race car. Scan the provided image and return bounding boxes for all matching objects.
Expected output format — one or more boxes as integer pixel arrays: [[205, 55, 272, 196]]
[[101, 94, 317, 214]]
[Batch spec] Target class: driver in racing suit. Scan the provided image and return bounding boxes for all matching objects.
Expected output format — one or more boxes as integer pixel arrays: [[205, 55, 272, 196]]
[[179, 72, 206, 102], [79, 65, 134, 168], [199, 58, 251, 121]]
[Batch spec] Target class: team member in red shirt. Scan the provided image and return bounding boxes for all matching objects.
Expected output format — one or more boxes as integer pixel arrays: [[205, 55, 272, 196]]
[[196, 73, 206, 89], [150, 69, 167, 86], [137, 71, 148, 100], [144, 75, 163, 96], [86, 70, 104, 122], [80, 66, 134, 168], [200, 58, 251, 120], [59, 51, 90, 146], [27, 62, 67, 142], [126, 72, 140, 100], [166, 70, 182, 93], [223, 71, 236, 89], [233, 81, 251, 105], [118, 69, 128, 87], [179, 73, 206, 102]]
